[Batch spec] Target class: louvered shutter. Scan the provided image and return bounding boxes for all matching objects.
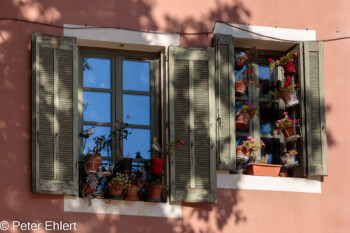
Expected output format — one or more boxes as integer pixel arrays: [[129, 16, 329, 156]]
[[214, 34, 236, 171], [32, 33, 78, 195], [169, 46, 216, 203], [303, 42, 328, 176]]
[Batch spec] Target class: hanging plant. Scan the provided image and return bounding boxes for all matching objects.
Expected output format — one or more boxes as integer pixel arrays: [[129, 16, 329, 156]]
[[268, 49, 299, 75], [236, 102, 258, 130], [269, 75, 299, 108], [274, 112, 301, 141]]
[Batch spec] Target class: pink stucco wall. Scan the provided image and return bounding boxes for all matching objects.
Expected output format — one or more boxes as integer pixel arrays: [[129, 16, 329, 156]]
[[0, 0, 349, 232]]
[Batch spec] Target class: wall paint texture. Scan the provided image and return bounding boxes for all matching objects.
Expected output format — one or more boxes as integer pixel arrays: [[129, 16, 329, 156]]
[[0, 0, 349, 232]]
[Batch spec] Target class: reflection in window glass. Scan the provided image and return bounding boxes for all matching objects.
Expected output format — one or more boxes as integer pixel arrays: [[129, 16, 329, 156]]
[[123, 60, 150, 92], [260, 137, 281, 164], [83, 91, 111, 123], [83, 58, 111, 89], [83, 125, 111, 157], [235, 100, 249, 133], [123, 128, 151, 159], [259, 66, 279, 98], [123, 94, 150, 125], [259, 102, 279, 135]]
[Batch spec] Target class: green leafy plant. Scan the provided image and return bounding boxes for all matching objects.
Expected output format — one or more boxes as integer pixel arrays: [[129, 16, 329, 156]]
[[285, 149, 298, 157], [250, 154, 269, 164], [242, 136, 265, 151], [109, 173, 131, 188], [268, 49, 299, 70], [112, 116, 132, 156], [269, 75, 299, 97], [239, 101, 258, 118]]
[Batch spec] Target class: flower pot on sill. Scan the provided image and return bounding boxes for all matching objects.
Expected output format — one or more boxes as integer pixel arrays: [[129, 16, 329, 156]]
[[150, 158, 164, 175], [147, 184, 164, 201], [235, 80, 247, 96], [281, 154, 299, 169], [279, 172, 288, 177], [236, 145, 250, 163], [108, 183, 124, 198], [246, 163, 282, 177], [281, 126, 300, 142], [283, 61, 296, 75], [236, 112, 251, 130], [124, 184, 140, 201], [280, 90, 299, 108]]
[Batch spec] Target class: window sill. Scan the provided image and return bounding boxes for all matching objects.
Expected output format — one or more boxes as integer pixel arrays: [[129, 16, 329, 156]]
[[64, 196, 182, 218], [217, 171, 321, 193]]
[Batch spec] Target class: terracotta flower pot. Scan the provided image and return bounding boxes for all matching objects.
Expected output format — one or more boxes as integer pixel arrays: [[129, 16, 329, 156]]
[[124, 184, 140, 201], [236, 112, 251, 130], [280, 90, 299, 108], [246, 163, 282, 177], [234, 51, 248, 71], [147, 184, 164, 200], [108, 183, 124, 197], [236, 145, 250, 163], [235, 80, 247, 96], [279, 172, 288, 177], [281, 126, 299, 142], [85, 155, 102, 174], [150, 158, 164, 175], [283, 61, 296, 75]]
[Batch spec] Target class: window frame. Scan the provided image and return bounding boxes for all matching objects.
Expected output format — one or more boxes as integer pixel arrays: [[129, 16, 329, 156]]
[[78, 47, 161, 163]]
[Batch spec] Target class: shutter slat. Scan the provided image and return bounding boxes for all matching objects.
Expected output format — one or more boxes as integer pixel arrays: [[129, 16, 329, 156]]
[[304, 42, 327, 176], [32, 33, 78, 195], [214, 34, 236, 171]]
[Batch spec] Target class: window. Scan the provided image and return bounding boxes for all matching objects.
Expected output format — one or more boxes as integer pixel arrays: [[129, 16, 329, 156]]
[[32, 32, 327, 202]]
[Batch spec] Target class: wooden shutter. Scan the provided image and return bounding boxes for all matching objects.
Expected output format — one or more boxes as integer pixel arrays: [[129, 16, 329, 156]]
[[32, 33, 78, 195], [169, 46, 216, 203], [303, 42, 328, 176], [214, 34, 236, 171]]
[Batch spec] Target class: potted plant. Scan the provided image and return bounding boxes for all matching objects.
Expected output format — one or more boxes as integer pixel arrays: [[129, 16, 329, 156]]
[[236, 101, 258, 130], [268, 49, 299, 75], [275, 112, 301, 142], [234, 51, 248, 71], [107, 173, 130, 198], [246, 154, 282, 177], [84, 136, 104, 174], [113, 118, 133, 174], [81, 175, 99, 197], [146, 178, 165, 201], [236, 145, 251, 164], [281, 149, 299, 169], [150, 137, 185, 175], [124, 173, 145, 201], [269, 75, 299, 108]]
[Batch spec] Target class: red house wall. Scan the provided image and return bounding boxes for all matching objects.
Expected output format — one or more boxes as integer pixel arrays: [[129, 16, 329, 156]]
[[0, 0, 349, 232]]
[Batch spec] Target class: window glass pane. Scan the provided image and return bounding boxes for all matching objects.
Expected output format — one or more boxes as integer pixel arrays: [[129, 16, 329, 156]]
[[235, 65, 248, 97], [123, 60, 150, 92], [235, 100, 249, 133], [259, 102, 279, 135], [236, 136, 247, 147], [259, 65, 279, 98], [83, 91, 111, 123], [83, 125, 112, 157], [123, 94, 150, 125], [260, 137, 281, 164], [83, 57, 111, 89], [123, 128, 151, 159]]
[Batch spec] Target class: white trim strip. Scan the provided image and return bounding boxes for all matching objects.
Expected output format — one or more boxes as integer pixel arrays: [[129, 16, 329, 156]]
[[64, 196, 182, 218], [217, 172, 321, 193], [64, 24, 180, 47], [213, 22, 316, 41]]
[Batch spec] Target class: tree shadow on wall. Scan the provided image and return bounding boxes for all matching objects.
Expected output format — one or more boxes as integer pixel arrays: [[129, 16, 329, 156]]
[[0, 0, 253, 232]]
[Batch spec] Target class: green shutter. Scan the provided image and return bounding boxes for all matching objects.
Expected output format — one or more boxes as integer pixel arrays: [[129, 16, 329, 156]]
[[32, 33, 79, 195], [303, 42, 328, 176], [169, 46, 216, 203], [214, 34, 236, 171]]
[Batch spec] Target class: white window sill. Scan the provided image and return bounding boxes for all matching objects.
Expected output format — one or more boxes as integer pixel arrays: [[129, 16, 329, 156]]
[[217, 171, 321, 193]]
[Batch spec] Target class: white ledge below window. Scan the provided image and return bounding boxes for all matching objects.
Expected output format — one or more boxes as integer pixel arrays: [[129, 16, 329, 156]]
[[217, 171, 321, 193]]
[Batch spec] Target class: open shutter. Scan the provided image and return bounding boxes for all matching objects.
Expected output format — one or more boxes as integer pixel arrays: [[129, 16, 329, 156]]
[[32, 33, 78, 195], [303, 41, 328, 176], [169, 46, 216, 203], [214, 34, 236, 171]]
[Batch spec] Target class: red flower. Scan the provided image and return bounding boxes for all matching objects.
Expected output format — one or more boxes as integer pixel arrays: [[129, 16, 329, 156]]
[[268, 58, 274, 63], [284, 81, 289, 87], [287, 75, 292, 82], [248, 70, 254, 74], [297, 50, 300, 55], [292, 53, 297, 58], [296, 83, 299, 87]]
